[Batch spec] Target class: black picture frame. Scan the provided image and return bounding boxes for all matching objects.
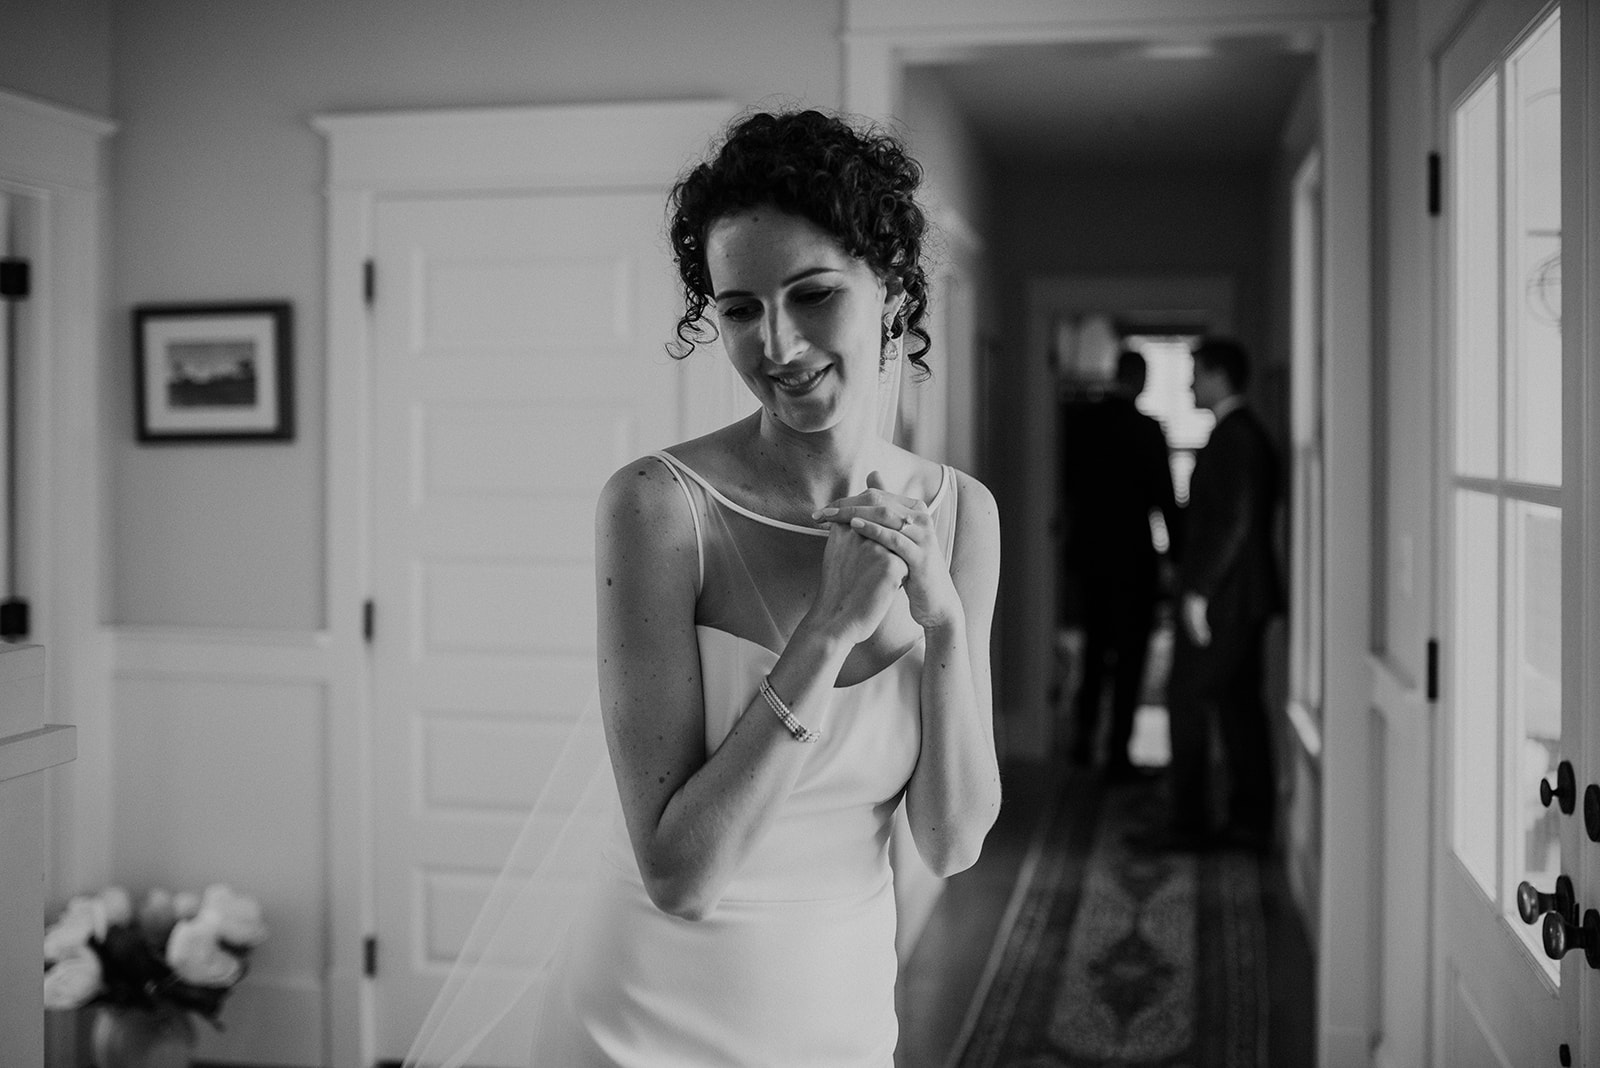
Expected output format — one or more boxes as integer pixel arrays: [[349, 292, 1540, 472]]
[[134, 301, 294, 443]]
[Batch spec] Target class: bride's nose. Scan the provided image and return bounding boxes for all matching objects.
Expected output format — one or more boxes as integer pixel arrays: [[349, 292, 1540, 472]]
[[760, 306, 803, 364]]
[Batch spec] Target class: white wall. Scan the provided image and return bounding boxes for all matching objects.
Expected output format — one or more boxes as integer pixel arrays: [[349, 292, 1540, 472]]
[[0, 0, 111, 115]]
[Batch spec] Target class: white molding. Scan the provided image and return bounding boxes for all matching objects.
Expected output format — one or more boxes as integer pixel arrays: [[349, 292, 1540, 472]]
[[845, 0, 1368, 35], [1315, 19, 1376, 1066], [312, 100, 735, 192], [110, 625, 333, 681], [0, 90, 114, 192], [0, 724, 76, 781], [0, 88, 115, 913]]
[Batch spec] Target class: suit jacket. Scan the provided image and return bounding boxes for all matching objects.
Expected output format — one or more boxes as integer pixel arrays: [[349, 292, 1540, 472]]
[[1177, 404, 1284, 630], [1060, 394, 1181, 582]]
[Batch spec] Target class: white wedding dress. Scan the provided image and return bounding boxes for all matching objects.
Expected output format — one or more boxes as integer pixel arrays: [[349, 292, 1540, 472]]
[[405, 446, 960, 1068]]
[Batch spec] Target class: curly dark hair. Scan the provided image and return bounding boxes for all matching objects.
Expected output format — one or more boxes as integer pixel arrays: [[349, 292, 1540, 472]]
[[666, 109, 932, 377]]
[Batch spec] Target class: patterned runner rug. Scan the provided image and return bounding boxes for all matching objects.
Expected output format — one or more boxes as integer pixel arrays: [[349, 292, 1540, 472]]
[[953, 773, 1269, 1068]]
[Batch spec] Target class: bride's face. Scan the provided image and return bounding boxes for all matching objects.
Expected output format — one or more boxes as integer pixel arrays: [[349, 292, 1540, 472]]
[[705, 207, 901, 436]]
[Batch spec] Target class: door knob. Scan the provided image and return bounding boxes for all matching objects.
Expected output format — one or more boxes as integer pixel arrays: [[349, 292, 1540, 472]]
[[1542, 908, 1600, 968], [1584, 784, 1600, 843], [1540, 760, 1576, 815], [1517, 875, 1576, 925]]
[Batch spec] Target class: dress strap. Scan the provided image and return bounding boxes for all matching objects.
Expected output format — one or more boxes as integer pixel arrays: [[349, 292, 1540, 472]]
[[648, 451, 704, 593], [940, 464, 959, 567]]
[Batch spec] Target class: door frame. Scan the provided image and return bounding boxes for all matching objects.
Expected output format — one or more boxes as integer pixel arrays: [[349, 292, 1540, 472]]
[[842, 3, 1373, 1061], [0, 90, 117, 906], [313, 99, 737, 1067], [1580, 0, 1600, 1056]]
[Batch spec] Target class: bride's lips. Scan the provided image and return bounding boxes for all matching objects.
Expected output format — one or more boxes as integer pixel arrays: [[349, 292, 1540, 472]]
[[770, 365, 830, 395]]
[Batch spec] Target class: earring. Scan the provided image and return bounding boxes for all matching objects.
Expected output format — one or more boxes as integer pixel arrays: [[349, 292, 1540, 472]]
[[879, 322, 905, 372]]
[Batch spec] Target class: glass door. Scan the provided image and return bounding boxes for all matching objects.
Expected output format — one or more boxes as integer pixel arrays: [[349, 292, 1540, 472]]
[[1435, 3, 1578, 1065]]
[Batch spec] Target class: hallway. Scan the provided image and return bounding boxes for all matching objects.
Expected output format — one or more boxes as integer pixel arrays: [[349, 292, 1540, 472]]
[[896, 758, 1314, 1067]]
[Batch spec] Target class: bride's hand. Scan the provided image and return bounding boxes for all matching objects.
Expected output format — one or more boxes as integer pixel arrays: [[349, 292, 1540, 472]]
[[815, 471, 963, 631], [809, 515, 908, 646]]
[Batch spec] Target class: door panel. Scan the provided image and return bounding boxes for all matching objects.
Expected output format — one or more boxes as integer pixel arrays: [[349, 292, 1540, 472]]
[[369, 190, 693, 1062], [1435, 2, 1575, 1064]]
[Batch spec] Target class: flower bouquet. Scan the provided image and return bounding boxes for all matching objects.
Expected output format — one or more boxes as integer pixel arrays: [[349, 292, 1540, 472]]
[[43, 884, 268, 1028]]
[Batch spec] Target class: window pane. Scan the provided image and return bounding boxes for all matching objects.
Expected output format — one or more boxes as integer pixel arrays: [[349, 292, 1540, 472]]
[[1505, 11, 1562, 485], [1453, 489, 1500, 896], [1508, 501, 1561, 897], [1452, 74, 1501, 479]]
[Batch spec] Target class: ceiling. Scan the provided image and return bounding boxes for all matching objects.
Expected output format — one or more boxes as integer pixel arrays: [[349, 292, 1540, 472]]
[[919, 37, 1317, 170]]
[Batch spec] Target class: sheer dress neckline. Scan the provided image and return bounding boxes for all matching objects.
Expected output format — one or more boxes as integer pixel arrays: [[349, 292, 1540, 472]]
[[653, 449, 951, 536]]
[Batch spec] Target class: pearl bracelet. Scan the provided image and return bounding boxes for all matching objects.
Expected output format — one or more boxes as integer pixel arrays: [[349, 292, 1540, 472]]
[[758, 677, 822, 743]]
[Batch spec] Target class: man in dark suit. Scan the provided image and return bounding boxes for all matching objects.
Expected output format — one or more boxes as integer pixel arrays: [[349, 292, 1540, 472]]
[[1060, 350, 1181, 778], [1164, 336, 1284, 850]]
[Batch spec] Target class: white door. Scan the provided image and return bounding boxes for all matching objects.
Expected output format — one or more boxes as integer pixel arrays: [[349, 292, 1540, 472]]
[[367, 188, 724, 1062], [1434, 3, 1584, 1064]]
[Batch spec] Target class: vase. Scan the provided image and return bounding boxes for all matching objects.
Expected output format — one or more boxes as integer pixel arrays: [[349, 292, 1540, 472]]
[[91, 1005, 196, 1068]]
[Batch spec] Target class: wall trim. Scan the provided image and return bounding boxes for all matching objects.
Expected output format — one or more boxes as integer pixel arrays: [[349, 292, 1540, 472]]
[[0, 88, 116, 910]]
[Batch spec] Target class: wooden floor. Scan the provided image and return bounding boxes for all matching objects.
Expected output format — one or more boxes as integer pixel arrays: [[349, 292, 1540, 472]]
[[894, 759, 1315, 1068]]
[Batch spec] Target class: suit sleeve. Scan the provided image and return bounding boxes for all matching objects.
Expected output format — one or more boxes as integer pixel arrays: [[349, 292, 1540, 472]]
[[1185, 423, 1268, 600]]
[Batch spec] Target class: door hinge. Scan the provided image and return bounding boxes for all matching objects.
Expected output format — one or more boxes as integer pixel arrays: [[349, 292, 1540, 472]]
[[1426, 638, 1439, 702], [363, 599, 375, 643], [363, 935, 377, 977], [0, 258, 29, 299], [1427, 152, 1441, 217], [0, 598, 30, 641], [363, 259, 375, 305]]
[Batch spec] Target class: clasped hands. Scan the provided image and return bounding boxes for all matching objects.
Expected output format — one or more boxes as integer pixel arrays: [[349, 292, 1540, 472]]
[[809, 471, 960, 636]]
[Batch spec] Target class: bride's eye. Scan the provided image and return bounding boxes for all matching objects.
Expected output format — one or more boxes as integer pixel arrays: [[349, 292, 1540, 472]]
[[793, 287, 836, 307], [718, 301, 759, 323]]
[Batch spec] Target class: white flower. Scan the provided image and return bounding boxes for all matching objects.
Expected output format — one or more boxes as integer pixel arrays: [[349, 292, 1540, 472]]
[[43, 912, 94, 964], [166, 912, 242, 986], [172, 891, 201, 920], [58, 896, 108, 942], [98, 886, 133, 927], [199, 884, 267, 948], [42, 945, 103, 1010]]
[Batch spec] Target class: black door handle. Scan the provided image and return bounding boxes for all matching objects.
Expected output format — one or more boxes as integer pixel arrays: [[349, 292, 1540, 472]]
[[1517, 875, 1576, 925], [1541, 760, 1576, 815]]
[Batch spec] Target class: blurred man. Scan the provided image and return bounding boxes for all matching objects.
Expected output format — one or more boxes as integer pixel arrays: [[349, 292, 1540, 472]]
[[1060, 350, 1180, 778], [1164, 337, 1284, 851]]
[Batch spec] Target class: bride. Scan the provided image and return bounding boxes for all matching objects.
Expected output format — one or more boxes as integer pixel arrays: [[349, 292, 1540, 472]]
[[411, 107, 1001, 1068]]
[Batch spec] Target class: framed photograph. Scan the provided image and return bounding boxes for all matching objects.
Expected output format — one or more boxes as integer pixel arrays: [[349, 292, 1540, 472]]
[[134, 302, 293, 442]]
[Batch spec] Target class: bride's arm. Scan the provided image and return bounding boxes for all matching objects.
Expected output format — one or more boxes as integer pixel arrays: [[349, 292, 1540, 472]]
[[902, 472, 1002, 875], [831, 470, 1002, 875], [595, 459, 895, 920]]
